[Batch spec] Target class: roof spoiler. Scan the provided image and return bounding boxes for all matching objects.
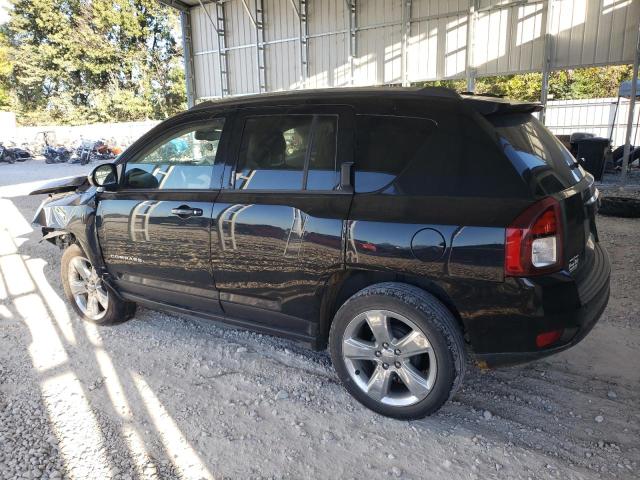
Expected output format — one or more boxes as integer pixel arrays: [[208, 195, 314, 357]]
[[461, 95, 543, 115], [417, 86, 462, 100]]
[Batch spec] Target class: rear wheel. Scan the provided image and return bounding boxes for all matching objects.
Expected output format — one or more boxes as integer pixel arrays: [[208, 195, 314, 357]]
[[61, 244, 135, 324], [329, 283, 466, 419]]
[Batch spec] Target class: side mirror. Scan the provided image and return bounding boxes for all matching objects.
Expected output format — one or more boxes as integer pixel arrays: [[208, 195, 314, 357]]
[[89, 163, 118, 190]]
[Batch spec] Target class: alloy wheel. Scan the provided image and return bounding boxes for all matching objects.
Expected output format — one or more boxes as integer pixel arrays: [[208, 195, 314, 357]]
[[68, 256, 108, 321], [341, 309, 437, 407]]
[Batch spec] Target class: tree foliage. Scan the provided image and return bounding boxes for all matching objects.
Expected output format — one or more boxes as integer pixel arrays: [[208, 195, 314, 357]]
[[2, 0, 186, 125], [0, 27, 11, 108], [419, 65, 634, 102]]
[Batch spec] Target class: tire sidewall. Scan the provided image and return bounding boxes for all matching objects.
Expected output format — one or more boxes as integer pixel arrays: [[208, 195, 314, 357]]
[[330, 290, 458, 419]]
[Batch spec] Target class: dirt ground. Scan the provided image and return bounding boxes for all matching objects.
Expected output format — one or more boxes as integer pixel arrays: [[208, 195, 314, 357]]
[[0, 159, 638, 480]]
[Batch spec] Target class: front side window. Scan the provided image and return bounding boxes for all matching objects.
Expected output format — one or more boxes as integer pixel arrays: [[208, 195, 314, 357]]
[[123, 118, 225, 190], [235, 115, 338, 191]]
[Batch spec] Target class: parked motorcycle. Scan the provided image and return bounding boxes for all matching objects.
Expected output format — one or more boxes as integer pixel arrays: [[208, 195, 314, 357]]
[[43, 143, 72, 164], [0, 143, 16, 164], [74, 139, 122, 165], [1, 142, 35, 163], [35, 131, 71, 164], [69, 139, 94, 165]]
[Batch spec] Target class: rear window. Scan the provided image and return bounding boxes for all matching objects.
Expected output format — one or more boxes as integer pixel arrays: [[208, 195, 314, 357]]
[[360, 112, 527, 198], [489, 113, 584, 195]]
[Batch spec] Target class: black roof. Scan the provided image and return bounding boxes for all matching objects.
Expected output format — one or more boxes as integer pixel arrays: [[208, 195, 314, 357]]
[[191, 86, 542, 115]]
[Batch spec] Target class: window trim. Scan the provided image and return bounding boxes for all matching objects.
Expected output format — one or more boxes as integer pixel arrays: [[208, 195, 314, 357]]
[[232, 113, 340, 192]]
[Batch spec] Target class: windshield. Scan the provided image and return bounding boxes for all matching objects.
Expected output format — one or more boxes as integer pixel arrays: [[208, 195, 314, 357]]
[[490, 113, 584, 196]]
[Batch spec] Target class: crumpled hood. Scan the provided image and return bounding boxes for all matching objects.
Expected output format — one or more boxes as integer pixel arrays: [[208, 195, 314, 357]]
[[32, 188, 97, 230], [29, 175, 89, 196]]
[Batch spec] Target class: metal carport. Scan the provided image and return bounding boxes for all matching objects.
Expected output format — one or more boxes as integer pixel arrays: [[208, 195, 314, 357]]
[[160, 0, 640, 181]]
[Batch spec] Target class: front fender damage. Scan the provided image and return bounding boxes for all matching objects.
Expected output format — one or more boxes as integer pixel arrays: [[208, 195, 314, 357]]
[[31, 188, 105, 274]]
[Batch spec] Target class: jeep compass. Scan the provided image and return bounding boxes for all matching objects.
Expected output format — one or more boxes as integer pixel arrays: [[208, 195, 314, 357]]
[[31, 87, 610, 419]]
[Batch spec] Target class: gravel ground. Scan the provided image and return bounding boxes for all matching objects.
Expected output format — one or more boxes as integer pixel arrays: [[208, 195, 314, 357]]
[[0, 158, 639, 480]]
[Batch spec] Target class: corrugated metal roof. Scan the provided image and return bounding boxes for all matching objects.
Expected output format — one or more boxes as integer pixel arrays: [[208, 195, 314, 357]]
[[179, 0, 640, 101]]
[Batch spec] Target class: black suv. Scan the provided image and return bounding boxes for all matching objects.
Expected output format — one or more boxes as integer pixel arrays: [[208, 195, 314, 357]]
[[32, 87, 610, 419]]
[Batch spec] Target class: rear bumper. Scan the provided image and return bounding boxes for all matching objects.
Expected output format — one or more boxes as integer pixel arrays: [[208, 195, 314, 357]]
[[470, 242, 611, 368], [474, 278, 609, 367]]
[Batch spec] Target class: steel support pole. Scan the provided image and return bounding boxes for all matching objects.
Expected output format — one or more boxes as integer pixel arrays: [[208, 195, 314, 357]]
[[465, 0, 478, 92], [540, 0, 554, 124], [254, 0, 267, 92], [293, 0, 309, 88], [197, 0, 229, 98], [180, 10, 196, 107], [619, 19, 640, 188], [401, 0, 411, 87], [346, 0, 357, 84], [215, 1, 230, 97]]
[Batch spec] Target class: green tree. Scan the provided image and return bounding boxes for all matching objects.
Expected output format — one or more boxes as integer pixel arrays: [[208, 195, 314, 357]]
[[0, 27, 11, 108], [5, 0, 186, 125], [415, 65, 633, 102], [568, 65, 632, 99]]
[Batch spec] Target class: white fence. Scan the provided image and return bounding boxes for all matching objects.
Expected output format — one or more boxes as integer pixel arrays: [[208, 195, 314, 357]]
[[545, 97, 640, 147], [6, 120, 160, 150]]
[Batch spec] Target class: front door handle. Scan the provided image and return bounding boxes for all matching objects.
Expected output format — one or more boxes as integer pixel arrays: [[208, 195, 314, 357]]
[[171, 205, 203, 218]]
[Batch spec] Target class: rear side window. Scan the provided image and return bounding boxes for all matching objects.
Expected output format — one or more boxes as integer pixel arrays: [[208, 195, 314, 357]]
[[357, 112, 528, 198], [355, 115, 437, 193], [235, 115, 338, 191], [489, 113, 584, 195]]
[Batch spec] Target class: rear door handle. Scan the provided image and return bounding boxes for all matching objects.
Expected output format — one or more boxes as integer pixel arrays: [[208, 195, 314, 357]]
[[171, 205, 203, 218]]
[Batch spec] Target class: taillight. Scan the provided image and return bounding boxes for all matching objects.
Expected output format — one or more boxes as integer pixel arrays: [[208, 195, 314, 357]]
[[505, 197, 563, 276]]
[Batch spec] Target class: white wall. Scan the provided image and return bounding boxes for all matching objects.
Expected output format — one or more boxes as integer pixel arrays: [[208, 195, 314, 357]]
[[0, 111, 17, 143], [545, 97, 640, 147], [189, 0, 640, 100], [9, 120, 160, 149]]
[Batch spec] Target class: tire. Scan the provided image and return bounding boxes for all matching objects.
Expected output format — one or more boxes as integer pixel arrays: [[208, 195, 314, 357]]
[[599, 196, 640, 218], [329, 282, 466, 419], [5, 152, 15, 164], [61, 244, 136, 325]]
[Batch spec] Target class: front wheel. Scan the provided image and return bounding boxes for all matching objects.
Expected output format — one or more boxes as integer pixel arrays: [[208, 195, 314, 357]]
[[329, 283, 466, 419], [61, 244, 136, 324]]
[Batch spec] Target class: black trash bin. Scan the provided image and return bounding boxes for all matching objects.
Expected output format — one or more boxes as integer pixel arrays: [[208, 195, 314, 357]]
[[572, 137, 610, 181]]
